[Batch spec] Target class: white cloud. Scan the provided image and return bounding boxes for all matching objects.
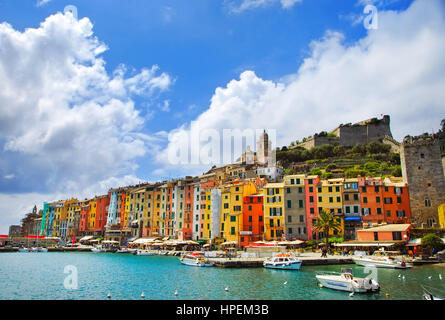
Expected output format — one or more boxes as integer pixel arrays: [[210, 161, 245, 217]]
[[227, 0, 303, 13], [0, 12, 172, 197], [160, 0, 445, 171], [36, 0, 52, 7]]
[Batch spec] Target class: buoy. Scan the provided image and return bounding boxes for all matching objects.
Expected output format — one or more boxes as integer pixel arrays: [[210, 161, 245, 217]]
[[318, 283, 323, 288], [174, 290, 178, 296], [107, 292, 112, 299], [225, 287, 229, 292], [398, 274, 401, 278], [141, 292, 145, 299], [428, 276, 432, 280], [349, 292, 354, 297], [402, 275, 406, 281], [439, 274, 442, 280], [386, 293, 390, 299], [284, 281, 288, 285]]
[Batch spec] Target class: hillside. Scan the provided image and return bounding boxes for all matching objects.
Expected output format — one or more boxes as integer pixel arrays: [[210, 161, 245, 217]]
[[277, 141, 401, 179]]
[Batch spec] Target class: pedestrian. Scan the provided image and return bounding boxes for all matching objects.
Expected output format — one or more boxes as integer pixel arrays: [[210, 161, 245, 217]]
[[413, 247, 417, 259]]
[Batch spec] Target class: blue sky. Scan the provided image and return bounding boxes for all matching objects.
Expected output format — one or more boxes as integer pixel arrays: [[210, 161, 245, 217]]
[[1, 0, 444, 232]]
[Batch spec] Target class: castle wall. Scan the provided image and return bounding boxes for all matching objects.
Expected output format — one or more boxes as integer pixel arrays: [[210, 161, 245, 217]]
[[400, 136, 445, 228]]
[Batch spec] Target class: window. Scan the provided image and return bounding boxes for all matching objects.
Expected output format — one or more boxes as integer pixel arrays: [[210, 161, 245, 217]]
[[328, 187, 332, 193], [384, 198, 393, 204], [374, 232, 379, 241], [392, 232, 402, 241], [377, 208, 382, 215], [363, 197, 368, 204], [310, 207, 314, 214], [318, 196, 323, 202], [386, 210, 391, 217], [309, 187, 313, 193], [397, 197, 402, 204], [288, 228, 293, 234], [299, 200, 303, 208], [346, 206, 351, 214], [287, 200, 292, 208], [361, 187, 366, 193], [309, 196, 314, 203], [287, 188, 291, 194], [299, 215, 304, 222], [425, 199, 432, 207], [230, 216, 236, 222], [336, 196, 341, 202], [248, 216, 252, 222], [345, 194, 350, 201], [290, 179, 295, 185], [329, 197, 333, 203], [288, 216, 292, 223], [248, 205, 252, 211], [298, 187, 303, 193], [231, 227, 235, 235], [336, 186, 340, 192]]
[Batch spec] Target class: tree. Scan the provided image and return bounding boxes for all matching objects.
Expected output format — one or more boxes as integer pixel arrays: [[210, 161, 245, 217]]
[[391, 165, 402, 177], [421, 233, 444, 256], [313, 210, 342, 250]]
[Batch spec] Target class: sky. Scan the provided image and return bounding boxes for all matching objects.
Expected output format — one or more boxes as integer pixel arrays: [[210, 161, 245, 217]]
[[0, 0, 444, 233]]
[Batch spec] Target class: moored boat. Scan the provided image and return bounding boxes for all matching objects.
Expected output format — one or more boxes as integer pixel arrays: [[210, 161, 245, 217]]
[[316, 268, 380, 293], [91, 246, 103, 253], [263, 253, 302, 270], [352, 251, 412, 269], [180, 252, 214, 267], [422, 285, 444, 300], [18, 248, 30, 252], [136, 250, 155, 256]]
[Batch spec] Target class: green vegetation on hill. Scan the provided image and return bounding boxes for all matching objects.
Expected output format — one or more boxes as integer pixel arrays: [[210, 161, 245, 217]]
[[278, 142, 401, 178]]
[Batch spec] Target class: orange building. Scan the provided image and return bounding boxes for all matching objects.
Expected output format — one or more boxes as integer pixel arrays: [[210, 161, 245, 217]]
[[183, 181, 194, 240], [358, 177, 385, 226], [240, 194, 264, 247], [356, 224, 413, 242], [382, 177, 412, 224]]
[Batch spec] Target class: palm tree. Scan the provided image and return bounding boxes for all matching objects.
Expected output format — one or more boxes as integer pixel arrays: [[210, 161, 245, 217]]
[[313, 209, 342, 251]]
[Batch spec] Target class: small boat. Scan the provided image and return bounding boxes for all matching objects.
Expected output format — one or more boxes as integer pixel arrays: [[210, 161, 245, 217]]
[[263, 253, 302, 270], [37, 247, 48, 252], [180, 252, 214, 267], [422, 285, 444, 300], [316, 268, 380, 293], [135, 250, 155, 256], [18, 248, 30, 252], [116, 248, 132, 253], [91, 247, 103, 253], [352, 251, 412, 269]]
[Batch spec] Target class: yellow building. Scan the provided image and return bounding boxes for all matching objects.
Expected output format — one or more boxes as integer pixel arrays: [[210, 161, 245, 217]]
[[202, 188, 212, 239], [221, 181, 257, 243], [152, 188, 162, 237], [89, 199, 97, 230], [316, 179, 344, 237], [263, 183, 284, 241], [438, 204, 445, 229]]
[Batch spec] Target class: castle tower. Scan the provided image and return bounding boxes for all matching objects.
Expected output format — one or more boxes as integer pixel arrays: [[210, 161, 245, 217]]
[[257, 130, 271, 165], [400, 134, 445, 228]]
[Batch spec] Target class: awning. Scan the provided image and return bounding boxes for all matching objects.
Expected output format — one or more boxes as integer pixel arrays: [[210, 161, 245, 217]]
[[127, 236, 138, 242], [131, 238, 156, 244], [221, 241, 238, 246], [407, 238, 421, 246], [89, 239, 100, 242], [102, 240, 119, 244], [334, 242, 396, 247], [79, 236, 93, 241]]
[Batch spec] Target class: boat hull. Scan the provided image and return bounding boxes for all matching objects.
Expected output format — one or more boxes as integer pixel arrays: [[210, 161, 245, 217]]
[[352, 257, 412, 269], [316, 275, 379, 293], [180, 259, 214, 267], [264, 261, 302, 270]]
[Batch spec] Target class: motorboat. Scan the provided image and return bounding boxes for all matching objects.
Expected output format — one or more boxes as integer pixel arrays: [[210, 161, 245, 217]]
[[422, 285, 444, 300], [263, 253, 302, 270], [352, 250, 412, 269], [91, 246, 104, 253], [18, 248, 30, 252], [116, 248, 132, 253], [316, 268, 380, 293], [135, 250, 155, 256], [36, 247, 48, 252], [180, 252, 214, 267]]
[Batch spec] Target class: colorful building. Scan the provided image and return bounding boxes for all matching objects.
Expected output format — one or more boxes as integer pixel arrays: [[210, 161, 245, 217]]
[[241, 193, 264, 247], [263, 182, 284, 241], [316, 179, 344, 237], [283, 175, 306, 240], [305, 175, 320, 240]]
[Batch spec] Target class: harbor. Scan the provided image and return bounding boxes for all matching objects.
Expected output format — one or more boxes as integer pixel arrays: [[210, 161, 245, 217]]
[[0, 251, 444, 300]]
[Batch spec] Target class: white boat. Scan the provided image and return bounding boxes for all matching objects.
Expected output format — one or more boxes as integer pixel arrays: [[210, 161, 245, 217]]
[[116, 248, 132, 253], [18, 248, 30, 252], [263, 253, 302, 270], [37, 247, 48, 252], [91, 246, 103, 253], [316, 268, 380, 293], [422, 285, 444, 300], [352, 251, 412, 269], [136, 250, 155, 256], [180, 252, 214, 267]]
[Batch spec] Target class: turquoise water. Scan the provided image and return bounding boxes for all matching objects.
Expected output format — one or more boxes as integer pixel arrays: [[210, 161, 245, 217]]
[[0, 252, 444, 300]]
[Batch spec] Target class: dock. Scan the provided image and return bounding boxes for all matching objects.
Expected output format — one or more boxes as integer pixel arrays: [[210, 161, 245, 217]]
[[209, 256, 354, 268]]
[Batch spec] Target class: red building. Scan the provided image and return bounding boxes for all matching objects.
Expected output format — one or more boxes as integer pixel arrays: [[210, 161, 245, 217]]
[[78, 200, 90, 233], [183, 181, 194, 240], [305, 175, 320, 240], [95, 195, 110, 232], [120, 191, 127, 229], [240, 194, 264, 247]]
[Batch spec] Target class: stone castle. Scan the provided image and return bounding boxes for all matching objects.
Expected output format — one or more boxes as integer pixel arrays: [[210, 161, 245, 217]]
[[295, 115, 393, 149]]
